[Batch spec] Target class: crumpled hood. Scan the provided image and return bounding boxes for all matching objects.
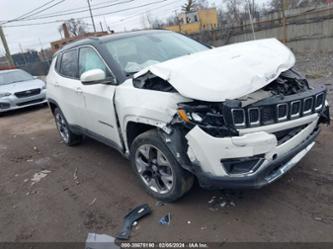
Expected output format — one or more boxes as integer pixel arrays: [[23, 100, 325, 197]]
[[134, 38, 295, 102]]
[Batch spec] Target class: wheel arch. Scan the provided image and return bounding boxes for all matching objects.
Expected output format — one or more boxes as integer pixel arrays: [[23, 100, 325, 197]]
[[126, 121, 156, 152], [47, 98, 59, 114]]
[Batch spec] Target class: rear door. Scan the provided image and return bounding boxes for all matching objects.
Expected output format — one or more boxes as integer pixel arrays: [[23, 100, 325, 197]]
[[78, 46, 122, 147], [54, 49, 87, 127]]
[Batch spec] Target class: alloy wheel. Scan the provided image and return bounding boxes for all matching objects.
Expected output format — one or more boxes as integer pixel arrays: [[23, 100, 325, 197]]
[[135, 144, 174, 194], [55, 112, 69, 143]]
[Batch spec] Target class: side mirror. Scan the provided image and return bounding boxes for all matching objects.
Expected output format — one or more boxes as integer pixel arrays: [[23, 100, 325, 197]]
[[80, 69, 106, 85]]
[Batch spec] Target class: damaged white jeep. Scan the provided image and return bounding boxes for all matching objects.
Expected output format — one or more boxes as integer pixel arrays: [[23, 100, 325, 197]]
[[47, 30, 330, 201]]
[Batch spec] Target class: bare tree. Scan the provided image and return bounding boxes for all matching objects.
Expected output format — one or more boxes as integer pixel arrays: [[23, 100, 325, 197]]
[[182, 0, 197, 13], [197, 0, 209, 9], [225, 0, 242, 25], [269, 0, 282, 11], [59, 18, 88, 37]]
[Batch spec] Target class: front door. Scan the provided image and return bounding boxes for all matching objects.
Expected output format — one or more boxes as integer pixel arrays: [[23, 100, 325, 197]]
[[78, 46, 122, 147]]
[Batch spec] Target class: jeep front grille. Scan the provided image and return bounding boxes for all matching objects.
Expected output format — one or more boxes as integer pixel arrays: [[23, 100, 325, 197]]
[[232, 90, 326, 128]]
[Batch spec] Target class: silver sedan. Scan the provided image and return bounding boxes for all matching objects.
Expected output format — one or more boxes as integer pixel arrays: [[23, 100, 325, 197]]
[[0, 69, 47, 113]]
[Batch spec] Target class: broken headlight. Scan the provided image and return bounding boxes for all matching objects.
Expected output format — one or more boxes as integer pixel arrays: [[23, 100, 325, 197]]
[[177, 109, 204, 124], [176, 102, 238, 137]]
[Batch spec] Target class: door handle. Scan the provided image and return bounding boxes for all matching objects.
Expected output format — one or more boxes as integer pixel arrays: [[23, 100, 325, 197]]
[[75, 87, 83, 94]]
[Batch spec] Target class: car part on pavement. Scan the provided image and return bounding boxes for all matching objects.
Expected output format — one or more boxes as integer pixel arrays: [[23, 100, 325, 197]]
[[86, 233, 119, 249], [116, 204, 152, 240], [159, 212, 171, 225]]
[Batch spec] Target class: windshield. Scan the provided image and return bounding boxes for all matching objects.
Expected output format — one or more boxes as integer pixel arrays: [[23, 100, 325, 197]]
[[0, 70, 34, 85], [104, 32, 209, 75]]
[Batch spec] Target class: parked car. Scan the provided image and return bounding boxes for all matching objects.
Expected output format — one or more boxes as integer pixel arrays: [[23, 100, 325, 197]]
[[0, 69, 47, 113], [46, 30, 330, 202]]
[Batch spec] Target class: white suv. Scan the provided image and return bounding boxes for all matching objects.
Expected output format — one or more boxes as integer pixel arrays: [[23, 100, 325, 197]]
[[47, 30, 330, 202]]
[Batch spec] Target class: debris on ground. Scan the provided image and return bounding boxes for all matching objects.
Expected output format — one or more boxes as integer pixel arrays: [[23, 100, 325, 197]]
[[187, 221, 191, 224], [155, 201, 165, 207], [73, 168, 80, 185], [31, 170, 51, 186], [208, 193, 238, 211], [314, 217, 323, 221], [116, 204, 152, 240], [86, 233, 119, 249], [89, 198, 97, 206], [159, 213, 171, 225]]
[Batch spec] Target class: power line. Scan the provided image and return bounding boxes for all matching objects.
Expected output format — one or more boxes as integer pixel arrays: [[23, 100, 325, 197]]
[[21, 0, 133, 20], [15, 0, 66, 22], [4, 0, 66, 24], [6, 0, 59, 22], [3, 0, 171, 28], [18, 0, 136, 22], [116, 0, 181, 23]]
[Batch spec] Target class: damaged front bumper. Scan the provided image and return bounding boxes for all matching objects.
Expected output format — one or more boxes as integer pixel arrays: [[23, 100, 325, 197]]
[[184, 113, 323, 189]]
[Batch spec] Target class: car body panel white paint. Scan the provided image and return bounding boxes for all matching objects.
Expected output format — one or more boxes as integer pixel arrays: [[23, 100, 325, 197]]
[[186, 127, 277, 176], [115, 80, 189, 152], [185, 116, 318, 177], [134, 38, 295, 102]]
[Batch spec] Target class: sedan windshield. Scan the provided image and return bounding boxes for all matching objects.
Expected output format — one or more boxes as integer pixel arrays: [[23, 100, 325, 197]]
[[104, 32, 209, 75], [0, 70, 34, 85]]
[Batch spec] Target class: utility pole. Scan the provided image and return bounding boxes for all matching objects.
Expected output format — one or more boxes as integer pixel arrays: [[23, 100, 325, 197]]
[[247, 0, 256, 40], [99, 21, 104, 32], [87, 0, 96, 32], [0, 26, 14, 66], [282, 0, 288, 44], [174, 10, 181, 33]]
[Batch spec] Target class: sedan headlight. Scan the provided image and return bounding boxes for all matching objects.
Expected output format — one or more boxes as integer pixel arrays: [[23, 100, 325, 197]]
[[0, 92, 11, 98]]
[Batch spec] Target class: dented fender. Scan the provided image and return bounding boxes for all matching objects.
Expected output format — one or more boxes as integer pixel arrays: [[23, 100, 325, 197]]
[[115, 80, 189, 152]]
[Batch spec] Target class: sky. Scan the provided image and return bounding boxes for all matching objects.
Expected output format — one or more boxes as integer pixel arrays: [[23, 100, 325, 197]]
[[0, 0, 268, 54]]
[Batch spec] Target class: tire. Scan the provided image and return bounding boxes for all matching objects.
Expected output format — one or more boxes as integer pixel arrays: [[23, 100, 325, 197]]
[[53, 107, 83, 146], [130, 129, 194, 202]]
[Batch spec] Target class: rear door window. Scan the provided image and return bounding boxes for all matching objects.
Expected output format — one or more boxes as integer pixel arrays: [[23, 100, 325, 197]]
[[60, 49, 78, 78]]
